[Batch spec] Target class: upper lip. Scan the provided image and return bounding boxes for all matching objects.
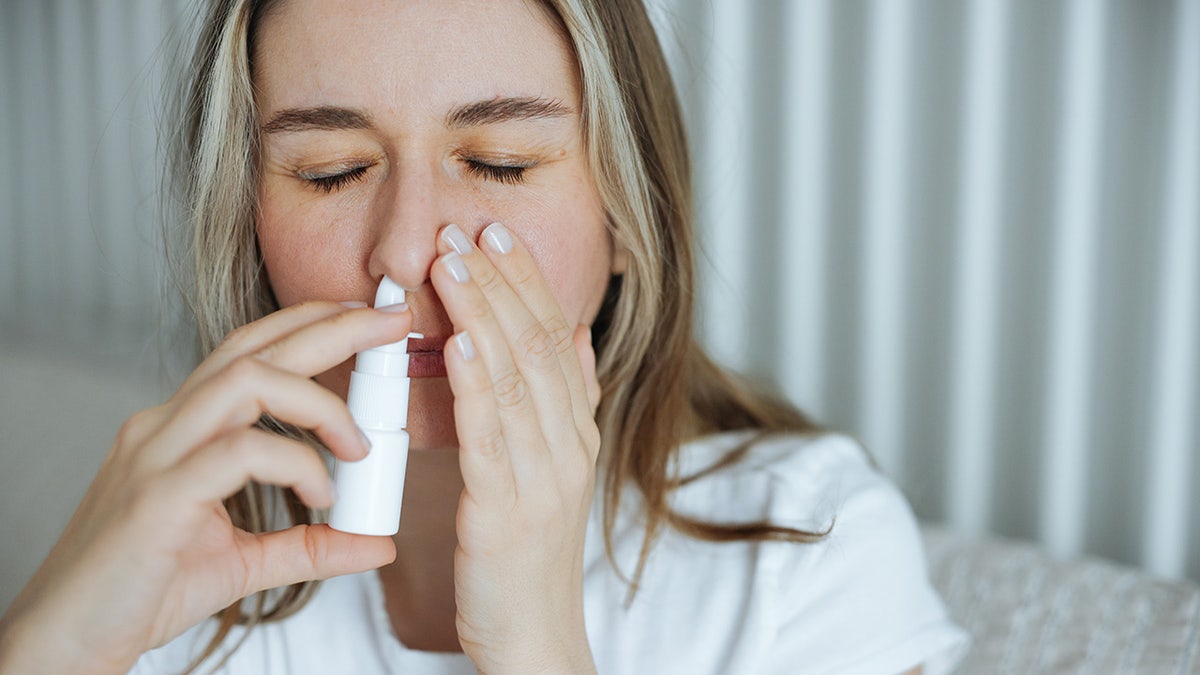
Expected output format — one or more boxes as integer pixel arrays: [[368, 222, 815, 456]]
[[407, 335, 448, 353]]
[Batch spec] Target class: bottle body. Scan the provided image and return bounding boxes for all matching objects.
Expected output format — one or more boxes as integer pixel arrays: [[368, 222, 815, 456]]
[[329, 427, 409, 536], [328, 275, 413, 536]]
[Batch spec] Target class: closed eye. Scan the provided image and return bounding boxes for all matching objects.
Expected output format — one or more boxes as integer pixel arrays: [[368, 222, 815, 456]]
[[463, 159, 531, 185], [300, 165, 370, 193], [298, 158, 532, 192]]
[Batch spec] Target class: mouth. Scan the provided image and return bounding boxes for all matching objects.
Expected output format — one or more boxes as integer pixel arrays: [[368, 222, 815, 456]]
[[407, 335, 448, 378]]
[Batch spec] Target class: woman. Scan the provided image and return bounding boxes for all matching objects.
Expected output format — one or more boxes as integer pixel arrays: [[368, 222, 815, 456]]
[[0, 0, 969, 673]]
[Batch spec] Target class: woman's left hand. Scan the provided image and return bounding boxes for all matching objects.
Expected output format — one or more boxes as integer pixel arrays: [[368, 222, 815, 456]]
[[431, 222, 602, 675]]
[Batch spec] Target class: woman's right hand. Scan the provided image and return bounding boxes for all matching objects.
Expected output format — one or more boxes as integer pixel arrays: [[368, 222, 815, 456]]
[[0, 300, 411, 675]]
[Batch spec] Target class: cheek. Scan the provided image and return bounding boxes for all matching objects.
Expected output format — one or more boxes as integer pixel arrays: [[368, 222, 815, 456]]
[[517, 192, 611, 327], [258, 194, 369, 403], [257, 186, 366, 307]]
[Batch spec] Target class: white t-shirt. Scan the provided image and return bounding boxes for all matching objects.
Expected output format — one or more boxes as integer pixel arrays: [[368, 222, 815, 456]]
[[131, 431, 971, 674]]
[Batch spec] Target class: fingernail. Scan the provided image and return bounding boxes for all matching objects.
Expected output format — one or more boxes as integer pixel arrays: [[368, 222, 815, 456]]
[[455, 331, 476, 360], [340, 300, 368, 308], [328, 477, 339, 505], [482, 222, 513, 254], [441, 223, 472, 255], [442, 252, 470, 283], [377, 302, 408, 313], [358, 428, 373, 454]]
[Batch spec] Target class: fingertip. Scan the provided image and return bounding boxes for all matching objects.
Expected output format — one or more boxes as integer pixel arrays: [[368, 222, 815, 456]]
[[378, 536, 399, 564], [574, 325, 601, 411], [443, 331, 488, 403], [376, 304, 414, 332], [435, 225, 457, 255], [368, 304, 415, 350], [573, 324, 590, 347], [291, 475, 335, 511], [481, 221, 514, 255], [441, 331, 473, 380], [320, 525, 397, 569], [573, 325, 596, 365], [326, 426, 369, 463], [453, 331, 477, 361], [355, 428, 372, 458]]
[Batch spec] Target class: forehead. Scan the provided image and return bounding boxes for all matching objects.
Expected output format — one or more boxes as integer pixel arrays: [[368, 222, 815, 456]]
[[252, 0, 579, 118]]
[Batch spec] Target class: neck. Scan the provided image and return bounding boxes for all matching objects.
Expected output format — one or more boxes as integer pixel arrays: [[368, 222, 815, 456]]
[[377, 446, 464, 652]]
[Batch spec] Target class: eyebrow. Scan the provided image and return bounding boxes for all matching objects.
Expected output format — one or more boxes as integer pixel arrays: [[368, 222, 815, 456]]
[[261, 106, 372, 134], [261, 97, 572, 134], [444, 96, 572, 128]]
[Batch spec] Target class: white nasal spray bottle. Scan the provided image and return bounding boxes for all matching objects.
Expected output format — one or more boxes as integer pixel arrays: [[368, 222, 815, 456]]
[[329, 276, 418, 536]]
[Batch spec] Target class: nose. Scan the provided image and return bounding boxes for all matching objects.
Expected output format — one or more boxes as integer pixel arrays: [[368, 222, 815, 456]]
[[365, 160, 448, 291]]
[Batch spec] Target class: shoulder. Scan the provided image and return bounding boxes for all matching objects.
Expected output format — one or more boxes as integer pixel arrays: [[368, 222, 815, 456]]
[[668, 430, 890, 531], [669, 431, 972, 675]]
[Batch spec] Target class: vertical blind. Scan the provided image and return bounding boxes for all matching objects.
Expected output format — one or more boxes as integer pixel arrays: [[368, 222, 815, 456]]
[[649, 0, 1198, 582], [1, 0, 1197, 582], [1, 0, 190, 367]]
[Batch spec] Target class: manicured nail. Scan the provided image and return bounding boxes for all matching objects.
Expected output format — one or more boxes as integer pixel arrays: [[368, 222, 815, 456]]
[[339, 300, 368, 308], [442, 252, 470, 283], [377, 302, 408, 313], [441, 223, 472, 255], [483, 222, 513, 254], [455, 331, 476, 360]]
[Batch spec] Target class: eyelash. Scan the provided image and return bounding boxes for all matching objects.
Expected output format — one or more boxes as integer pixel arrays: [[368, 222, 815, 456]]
[[463, 159, 529, 185], [301, 159, 530, 193], [305, 165, 369, 193]]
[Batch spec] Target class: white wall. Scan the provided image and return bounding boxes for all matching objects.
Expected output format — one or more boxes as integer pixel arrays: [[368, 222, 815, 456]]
[[0, 346, 166, 612]]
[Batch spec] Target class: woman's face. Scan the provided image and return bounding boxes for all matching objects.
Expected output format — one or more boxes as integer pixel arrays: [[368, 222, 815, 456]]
[[253, 0, 618, 450]]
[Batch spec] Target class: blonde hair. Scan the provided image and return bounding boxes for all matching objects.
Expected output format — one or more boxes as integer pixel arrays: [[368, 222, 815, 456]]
[[167, 0, 830, 669]]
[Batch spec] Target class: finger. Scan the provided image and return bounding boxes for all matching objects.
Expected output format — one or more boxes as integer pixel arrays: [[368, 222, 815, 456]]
[[470, 222, 596, 447], [574, 325, 601, 417], [145, 358, 370, 469], [110, 405, 171, 459], [444, 330, 517, 509], [178, 300, 361, 398], [430, 246, 553, 483], [155, 304, 407, 462], [241, 524, 396, 593], [161, 427, 335, 509], [249, 304, 412, 378], [437, 224, 580, 454]]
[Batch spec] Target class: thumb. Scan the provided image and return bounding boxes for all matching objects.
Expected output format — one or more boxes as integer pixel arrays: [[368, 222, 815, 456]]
[[245, 524, 397, 592]]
